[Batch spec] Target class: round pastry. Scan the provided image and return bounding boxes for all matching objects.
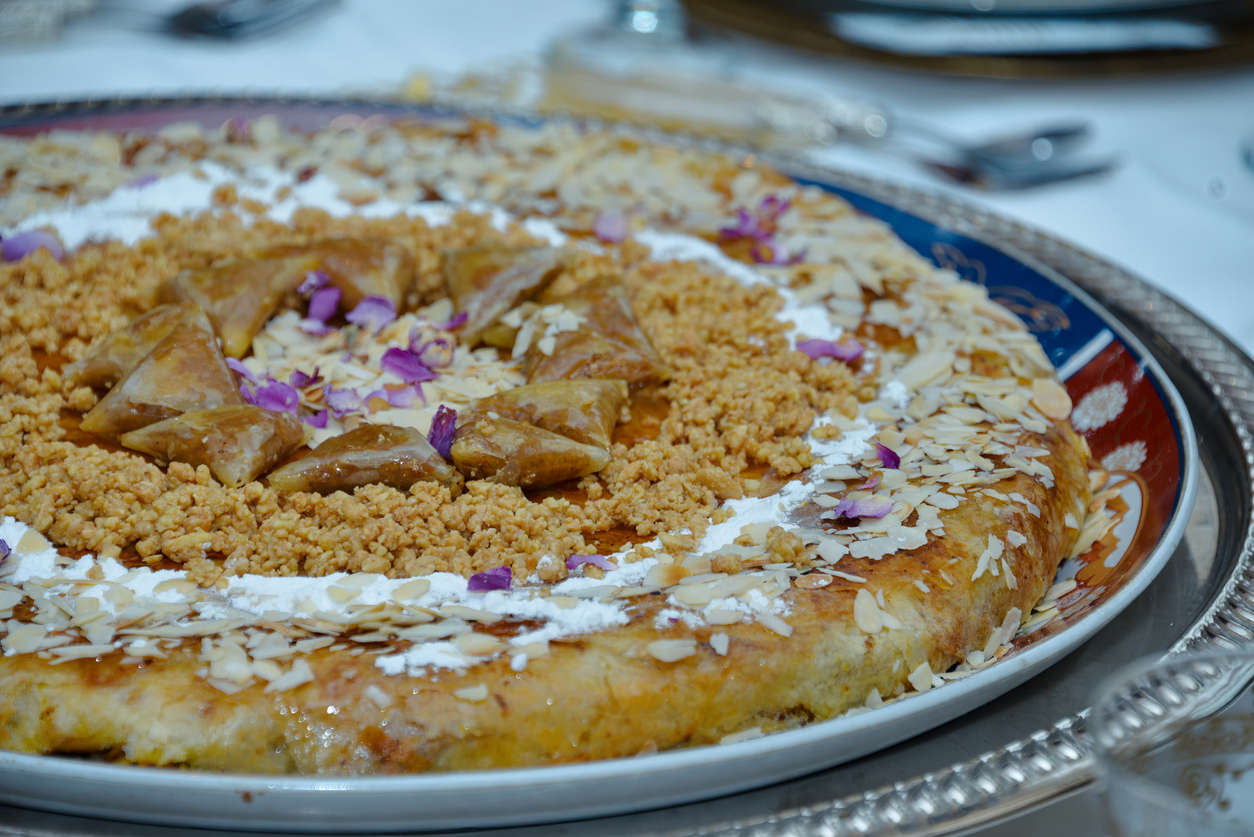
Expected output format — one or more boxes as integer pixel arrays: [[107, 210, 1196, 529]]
[[0, 113, 1090, 773]]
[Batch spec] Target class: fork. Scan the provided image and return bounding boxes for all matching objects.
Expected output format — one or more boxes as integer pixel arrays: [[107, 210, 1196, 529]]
[[543, 30, 1116, 190]]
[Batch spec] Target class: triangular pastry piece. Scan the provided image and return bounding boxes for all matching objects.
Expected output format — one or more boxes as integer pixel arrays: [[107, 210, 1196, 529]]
[[450, 417, 610, 488], [524, 279, 666, 386], [119, 405, 305, 488], [443, 245, 569, 344], [63, 303, 191, 389], [158, 253, 317, 357], [79, 308, 242, 438], [265, 238, 415, 310], [267, 424, 462, 494], [458, 379, 628, 450]]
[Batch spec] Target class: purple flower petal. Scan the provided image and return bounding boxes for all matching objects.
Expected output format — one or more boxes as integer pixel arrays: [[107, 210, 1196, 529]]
[[302, 408, 329, 429], [288, 367, 321, 388], [306, 286, 341, 323], [759, 195, 791, 218], [381, 347, 438, 384], [345, 296, 396, 334], [2, 230, 64, 262], [565, 553, 614, 572], [875, 442, 901, 469], [467, 565, 512, 592], [252, 379, 300, 414], [828, 495, 893, 521], [719, 207, 763, 241], [363, 386, 420, 410], [427, 404, 457, 459], [226, 357, 256, 383], [860, 474, 881, 490], [323, 385, 361, 418], [435, 311, 468, 331], [298, 270, 331, 295], [796, 337, 864, 363], [127, 173, 159, 189], [593, 211, 629, 243], [0, 538, 9, 565]]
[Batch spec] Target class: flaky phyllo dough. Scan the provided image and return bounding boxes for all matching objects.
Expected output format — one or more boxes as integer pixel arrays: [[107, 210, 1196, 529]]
[[0, 116, 1089, 773]]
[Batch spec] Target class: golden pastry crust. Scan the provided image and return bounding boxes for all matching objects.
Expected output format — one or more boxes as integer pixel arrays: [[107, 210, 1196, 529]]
[[0, 423, 1084, 772], [0, 116, 1091, 774]]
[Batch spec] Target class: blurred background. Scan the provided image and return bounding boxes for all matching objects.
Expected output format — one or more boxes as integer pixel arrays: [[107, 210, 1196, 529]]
[[0, 0, 1250, 358]]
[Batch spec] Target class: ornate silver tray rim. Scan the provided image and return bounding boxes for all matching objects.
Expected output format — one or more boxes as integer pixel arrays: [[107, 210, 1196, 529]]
[[0, 95, 1244, 836]]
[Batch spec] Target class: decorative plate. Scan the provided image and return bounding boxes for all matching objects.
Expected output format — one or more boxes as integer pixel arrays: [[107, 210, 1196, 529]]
[[0, 98, 1197, 832]]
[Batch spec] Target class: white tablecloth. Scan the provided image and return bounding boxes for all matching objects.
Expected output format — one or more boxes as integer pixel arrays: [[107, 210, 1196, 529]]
[[2, 0, 1251, 355], [2, 0, 1251, 357]]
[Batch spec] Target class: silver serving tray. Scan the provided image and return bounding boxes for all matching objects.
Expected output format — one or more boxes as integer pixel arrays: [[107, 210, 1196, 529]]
[[0, 97, 1247, 836]]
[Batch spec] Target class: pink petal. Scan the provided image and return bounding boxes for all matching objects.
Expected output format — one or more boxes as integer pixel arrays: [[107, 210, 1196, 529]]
[[381, 347, 438, 384], [2, 230, 64, 262], [593, 211, 629, 243], [875, 442, 901, 469], [565, 553, 614, 571], [345, 296, 396, 334], [435, 311, 468, 331], [796, 337, 865, 363], [226, 358, 256, 383], [467, 566, 512, 592], [306, 286, 341, 323], [302, 409, 329, 429], [323, 385, 362, 417], [298, 270, 331, 295], [427, 404, 457, 459]]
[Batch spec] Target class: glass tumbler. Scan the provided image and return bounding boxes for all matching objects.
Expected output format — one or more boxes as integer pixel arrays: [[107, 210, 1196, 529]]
[[1091, 650, 1254, 837]]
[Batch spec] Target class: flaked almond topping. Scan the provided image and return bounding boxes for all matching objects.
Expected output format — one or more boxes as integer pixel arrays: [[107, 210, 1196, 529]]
[[907, 660, 933, 692], [1031, 378, 1072, 420], [709, 632, 730, 655], [454, 684, 489, 702], [647, 638, 697, 662], [853, 588, 883, 634]]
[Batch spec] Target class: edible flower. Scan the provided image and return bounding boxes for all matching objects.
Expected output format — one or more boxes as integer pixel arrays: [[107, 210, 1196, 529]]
[[302, 409, 329, 429], [0, 538, 9, 566], [345, 296, 396, 334], [467, 565, 512, 592], [299, 286, 341, 335], [381, 347, 438, 385], [126, 173, 159, 189], [566, 553, 614, 572], [288, 367, 321, 389], [241, 378, 300, 414], [796, 337, 864, 363], [828, 495, 893, 521], [427, 404, 457, 459], [435, 311, 468, 331], [720, 196, 806, 265], [225, 358, 256, 383], [593, 211, 629, 243], [875, 442, 901, 470], [364, 386, 421, 411], [720, 196, 789, 241], [860, 474, 881, 491], [323, 386, 362, 418], [1, 230, 64, 263], [297, 270, 331, 295]]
